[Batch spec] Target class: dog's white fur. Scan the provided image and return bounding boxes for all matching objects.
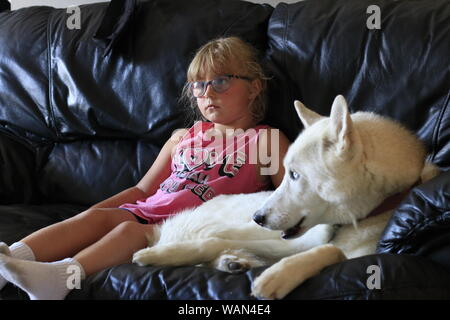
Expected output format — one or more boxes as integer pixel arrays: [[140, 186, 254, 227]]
[[133, 190, 335, 273], [133, 95, 435, 299]]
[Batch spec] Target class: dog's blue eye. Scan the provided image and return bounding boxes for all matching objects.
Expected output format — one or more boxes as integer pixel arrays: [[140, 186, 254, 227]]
[[289, 170, 300, 180]]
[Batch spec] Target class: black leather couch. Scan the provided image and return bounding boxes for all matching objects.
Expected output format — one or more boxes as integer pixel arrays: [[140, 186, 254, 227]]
[[0, 0, 449, 300]]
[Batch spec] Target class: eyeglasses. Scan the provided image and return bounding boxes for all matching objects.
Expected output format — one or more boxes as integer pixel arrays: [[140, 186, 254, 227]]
[[190, 74, 252, 98]]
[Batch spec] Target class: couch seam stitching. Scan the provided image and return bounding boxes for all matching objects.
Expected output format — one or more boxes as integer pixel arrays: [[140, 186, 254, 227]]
[[46, 9, 58, 140]]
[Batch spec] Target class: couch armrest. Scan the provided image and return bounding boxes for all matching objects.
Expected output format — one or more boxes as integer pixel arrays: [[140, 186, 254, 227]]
[[0, 134, 37, 204], [377, 170, 450, 269]]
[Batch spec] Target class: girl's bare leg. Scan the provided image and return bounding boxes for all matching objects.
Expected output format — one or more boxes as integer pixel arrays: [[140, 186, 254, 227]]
[[20, 208, 139, 262], [0, 211, 154, 299], [74, 222, 155, 276]]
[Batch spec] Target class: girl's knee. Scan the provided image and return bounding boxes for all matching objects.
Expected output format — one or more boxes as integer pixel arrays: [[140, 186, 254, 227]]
[[112, 220, 146, 239], [78, 208, 136, 230], [112, 222, 155, 248]]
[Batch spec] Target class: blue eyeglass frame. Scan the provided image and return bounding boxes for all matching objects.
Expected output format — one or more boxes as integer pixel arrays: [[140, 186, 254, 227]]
[[190, 74, 252, 97]]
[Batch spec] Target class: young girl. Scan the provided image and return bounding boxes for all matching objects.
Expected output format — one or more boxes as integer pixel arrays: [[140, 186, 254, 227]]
[[0, 37, 290, 300]]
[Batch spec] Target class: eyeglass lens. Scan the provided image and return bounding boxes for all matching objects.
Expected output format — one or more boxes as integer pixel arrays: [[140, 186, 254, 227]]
[[191, 76, 231, 97]]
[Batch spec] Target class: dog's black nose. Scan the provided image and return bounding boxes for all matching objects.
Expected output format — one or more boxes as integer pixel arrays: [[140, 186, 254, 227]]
[[253, 210, 266, 226]]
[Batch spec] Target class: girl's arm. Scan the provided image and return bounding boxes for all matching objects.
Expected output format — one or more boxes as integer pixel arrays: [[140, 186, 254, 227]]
[[91, 130, 186, 209]]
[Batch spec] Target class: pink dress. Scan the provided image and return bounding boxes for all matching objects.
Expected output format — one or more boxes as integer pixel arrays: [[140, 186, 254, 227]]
[[119, 121, 271, 224]]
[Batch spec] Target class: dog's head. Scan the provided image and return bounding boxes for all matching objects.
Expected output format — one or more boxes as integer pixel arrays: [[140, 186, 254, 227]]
[[253, 95, 425, 239]]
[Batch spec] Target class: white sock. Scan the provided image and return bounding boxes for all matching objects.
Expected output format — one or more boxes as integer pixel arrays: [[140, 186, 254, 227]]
[[0, 254, 85, 300], [0, 242, 35, 291]]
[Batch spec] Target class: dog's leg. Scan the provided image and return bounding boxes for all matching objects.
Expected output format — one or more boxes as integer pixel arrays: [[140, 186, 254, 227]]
[[133, 229, 338, 270], [251, 244, 347, 299], [133, 237, 238, 267], [132, 234, 325, 268], [133, 237, 294, 267]]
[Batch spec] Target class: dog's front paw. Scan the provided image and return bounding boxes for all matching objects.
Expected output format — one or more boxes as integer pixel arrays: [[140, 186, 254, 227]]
[[132, 244, 187, 266], [132, 247, 156, 266], [251, 259, 304, 300]]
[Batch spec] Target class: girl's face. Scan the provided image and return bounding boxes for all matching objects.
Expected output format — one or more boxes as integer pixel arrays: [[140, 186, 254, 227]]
[[194, 70, 261, 130]]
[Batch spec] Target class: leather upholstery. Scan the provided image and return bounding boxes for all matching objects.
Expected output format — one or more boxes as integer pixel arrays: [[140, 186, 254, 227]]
[[0, 0, 449, 300]]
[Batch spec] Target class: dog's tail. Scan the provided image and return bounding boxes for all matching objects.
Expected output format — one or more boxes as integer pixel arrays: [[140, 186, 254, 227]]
[[420, 161, 440, 183]]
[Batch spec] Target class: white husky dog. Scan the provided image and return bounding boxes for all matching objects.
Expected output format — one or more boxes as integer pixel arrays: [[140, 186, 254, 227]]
[[250, 95, 437, 299], [133, 95, 435, 298]]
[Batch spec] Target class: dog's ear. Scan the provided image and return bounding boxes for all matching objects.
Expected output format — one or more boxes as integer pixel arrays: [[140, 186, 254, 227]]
[[294, 100, 324, 128], [329, 95, 353, 154]]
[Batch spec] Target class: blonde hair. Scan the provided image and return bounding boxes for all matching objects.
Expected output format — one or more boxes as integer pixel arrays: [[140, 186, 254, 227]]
[[181, 37, 268, 124]]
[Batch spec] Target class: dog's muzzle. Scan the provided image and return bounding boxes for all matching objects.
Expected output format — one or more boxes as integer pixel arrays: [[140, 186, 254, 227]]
[[253, 209, 268, 227]]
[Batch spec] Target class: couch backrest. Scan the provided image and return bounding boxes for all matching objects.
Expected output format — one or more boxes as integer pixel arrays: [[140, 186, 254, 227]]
[[265, 0, 450, 165], [0, 0, 448, 206]]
